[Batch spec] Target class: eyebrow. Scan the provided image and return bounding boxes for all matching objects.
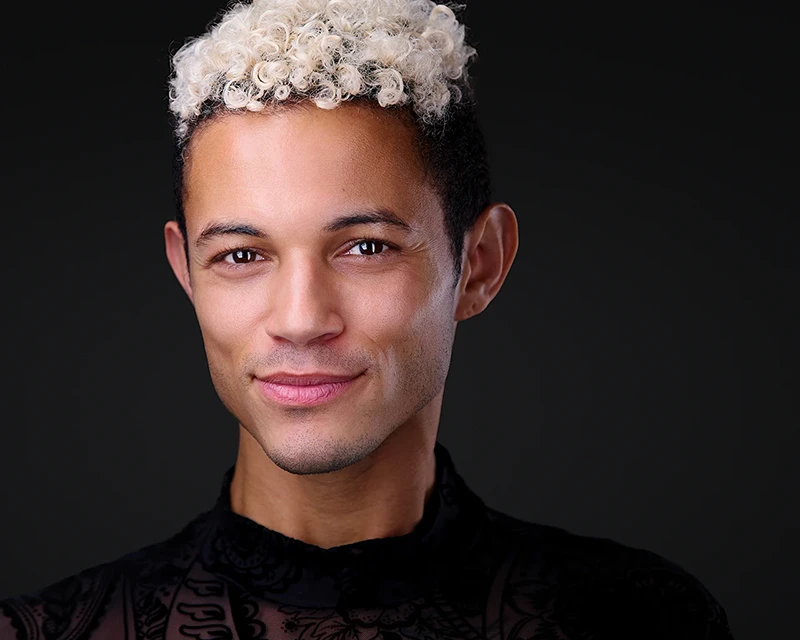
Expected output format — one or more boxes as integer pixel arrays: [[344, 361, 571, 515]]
[[194, 208, 414, 248]]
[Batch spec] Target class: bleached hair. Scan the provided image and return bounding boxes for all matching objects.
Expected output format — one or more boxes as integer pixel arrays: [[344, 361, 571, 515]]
[[168, 0, 476, 140]]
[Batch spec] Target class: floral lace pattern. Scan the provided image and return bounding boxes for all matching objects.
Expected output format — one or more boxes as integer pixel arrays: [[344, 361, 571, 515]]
[[0, 443, 734, 639]]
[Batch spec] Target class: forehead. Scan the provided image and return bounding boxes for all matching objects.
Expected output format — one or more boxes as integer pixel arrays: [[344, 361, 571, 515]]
[[182, 103, 432, 221]]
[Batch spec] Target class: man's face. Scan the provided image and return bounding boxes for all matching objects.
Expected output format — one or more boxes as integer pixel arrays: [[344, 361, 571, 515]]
[[178, 103, 459, 474]]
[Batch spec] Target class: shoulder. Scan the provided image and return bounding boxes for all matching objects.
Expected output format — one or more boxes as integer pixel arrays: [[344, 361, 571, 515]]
[[483, 506, 735, 639], [0, 509, 215, 640], [0, 559, 120, 640]]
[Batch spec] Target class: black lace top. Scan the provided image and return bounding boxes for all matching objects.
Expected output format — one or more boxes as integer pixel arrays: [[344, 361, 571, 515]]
[[0, 442, 734, 639]]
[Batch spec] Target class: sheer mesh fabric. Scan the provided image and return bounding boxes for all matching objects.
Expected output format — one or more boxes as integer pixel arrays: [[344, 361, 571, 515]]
[[0, 443, 734, 639]]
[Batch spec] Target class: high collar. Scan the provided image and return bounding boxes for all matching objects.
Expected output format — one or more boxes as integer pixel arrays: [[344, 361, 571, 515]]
[[199, 441, 489, 608]]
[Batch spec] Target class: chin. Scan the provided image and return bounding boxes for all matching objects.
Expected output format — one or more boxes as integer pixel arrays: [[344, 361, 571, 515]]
[[265, 429, 385, 475]]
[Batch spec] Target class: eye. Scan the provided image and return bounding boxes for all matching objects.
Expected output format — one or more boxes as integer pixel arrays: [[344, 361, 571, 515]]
[[218, 248, 265, 265], [343, 238, 394, 258], [210, 238, 396, 269]]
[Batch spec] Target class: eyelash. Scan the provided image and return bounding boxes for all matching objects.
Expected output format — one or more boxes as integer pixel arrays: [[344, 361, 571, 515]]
[[210, 237, 397, 268]]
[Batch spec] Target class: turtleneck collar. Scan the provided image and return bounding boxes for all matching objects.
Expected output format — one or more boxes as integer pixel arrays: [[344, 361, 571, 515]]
[[198, 441, 488, 608]]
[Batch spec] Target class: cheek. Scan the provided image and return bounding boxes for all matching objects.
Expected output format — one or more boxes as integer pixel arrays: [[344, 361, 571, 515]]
[[353, 268, 452, 367], [193, 286, 260, 360], [347, 267, 430, 336], [353, 287, 414, 335]]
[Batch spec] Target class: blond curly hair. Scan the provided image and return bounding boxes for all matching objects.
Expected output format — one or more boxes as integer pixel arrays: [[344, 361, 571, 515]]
[[168, 0, 477, 140]]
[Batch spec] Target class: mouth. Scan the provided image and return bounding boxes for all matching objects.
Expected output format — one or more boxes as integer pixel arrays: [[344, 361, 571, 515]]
[[255, 371, 365, 407]]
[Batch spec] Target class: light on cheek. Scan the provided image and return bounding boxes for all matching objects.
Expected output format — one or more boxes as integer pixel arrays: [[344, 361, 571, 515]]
[[194, 288, 259, 344]]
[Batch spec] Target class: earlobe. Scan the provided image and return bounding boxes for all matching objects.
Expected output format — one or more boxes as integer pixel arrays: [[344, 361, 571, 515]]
[[163, 220, 194, 304], [454, 203, 519, 322]]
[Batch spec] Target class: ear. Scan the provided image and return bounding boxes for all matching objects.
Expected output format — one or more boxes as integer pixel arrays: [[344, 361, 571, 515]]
[[455, 203, 519, 322], [164, 220, 194, 304]]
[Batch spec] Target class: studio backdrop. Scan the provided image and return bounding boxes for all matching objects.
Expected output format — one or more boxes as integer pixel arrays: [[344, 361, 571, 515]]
[[0, 3, 795, 639]]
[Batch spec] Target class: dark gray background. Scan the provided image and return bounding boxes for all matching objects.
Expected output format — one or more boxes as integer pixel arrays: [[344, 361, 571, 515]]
[[0, 3, 796, 639]]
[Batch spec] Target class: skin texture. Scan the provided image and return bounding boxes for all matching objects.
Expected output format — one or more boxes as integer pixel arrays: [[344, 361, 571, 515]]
[[164, 102, 518, 548]]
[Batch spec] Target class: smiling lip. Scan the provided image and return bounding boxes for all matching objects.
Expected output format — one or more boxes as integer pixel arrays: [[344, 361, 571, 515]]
[[256, 372, 364, 406]]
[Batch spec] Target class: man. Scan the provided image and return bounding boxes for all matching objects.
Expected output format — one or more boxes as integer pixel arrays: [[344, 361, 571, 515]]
[[0, 1, 734, 638]]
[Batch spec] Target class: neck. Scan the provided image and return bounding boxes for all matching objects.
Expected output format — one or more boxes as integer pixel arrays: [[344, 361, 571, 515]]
[[229, 414, 439, 549]]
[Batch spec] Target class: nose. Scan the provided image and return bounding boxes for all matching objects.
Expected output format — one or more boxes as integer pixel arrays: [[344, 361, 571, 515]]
[[264, 254, 344, 346]]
